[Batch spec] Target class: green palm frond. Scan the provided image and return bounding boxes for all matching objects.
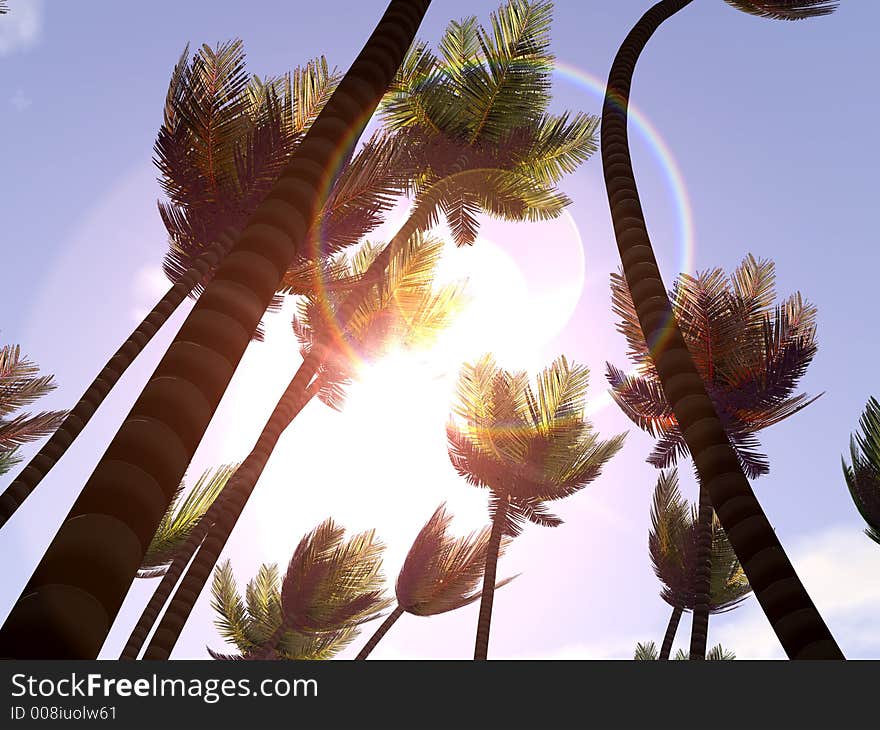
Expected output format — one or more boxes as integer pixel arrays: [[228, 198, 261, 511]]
[[648, 469, 753, 612], [723, 1, 839, 20], [280, 518, 391, 634], [521, 111, 600, 186], [634, 641, 659, 660], [138, 464, 237, 578], [209, 559, 355, 660], [396, 504, 514, 616], [607, 256, 819, 477], [0, 447, 21, 477], [843, 397, 880, 545], [0, 345, 66, 456], [449, 354, 625, 536], [673, 644, 736, 660]]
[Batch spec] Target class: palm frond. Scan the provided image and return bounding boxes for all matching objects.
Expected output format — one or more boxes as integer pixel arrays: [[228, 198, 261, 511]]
[[843, 397, 880, 545], [723, 1, 839, 20], [634, 641, 659, 660], [138, 464, 237, 577]]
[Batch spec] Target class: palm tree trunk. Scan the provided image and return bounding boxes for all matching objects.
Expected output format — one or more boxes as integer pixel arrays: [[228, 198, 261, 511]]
[[0, 0, 432, 659], [474, 498, 507, 661], [120, 369, 323, 659], [689, 481, 713, 660], [601, 0, 841, 659], [131, 158, 475, 660], [0, 231, 237, 530], [659, 604, 683, 660], [355, 604, 405, 659]]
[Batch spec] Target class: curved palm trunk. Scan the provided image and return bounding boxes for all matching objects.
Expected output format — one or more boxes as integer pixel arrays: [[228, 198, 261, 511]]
[[0, 232, 237, 529], [601, 0, 841, 659], [474, 498, 507, 661], [689, 481, 713, 660], [0, 0, 432, 659], [659, 604, 683, 660], [355, 604, 405, 659]]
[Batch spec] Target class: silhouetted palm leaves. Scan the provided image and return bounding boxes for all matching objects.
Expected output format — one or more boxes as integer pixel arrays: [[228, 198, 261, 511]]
[[634, 641, 735, 660], [723, 1, 838, 20], [607, 255, 819, 479], [0, 345, 65, 476], [209, 518, 389, 660], [842, 397, 880, 545], [138, 464, 237, 578], [356, 503, 514, 659], [449, 354, 625, 658], [381, 0, 598, 246]]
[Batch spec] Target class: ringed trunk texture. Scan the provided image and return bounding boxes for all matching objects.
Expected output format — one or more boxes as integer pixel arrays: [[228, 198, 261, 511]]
[[131, 156, 473, 659], [0, 0, 433, 659], [659, 604, 683, 660], [0, 231, 237, 529], [355, 604, 405, 659], [689, 481, 713, 660], [601, 0, 841, 659], [474, 498, 507, 661]]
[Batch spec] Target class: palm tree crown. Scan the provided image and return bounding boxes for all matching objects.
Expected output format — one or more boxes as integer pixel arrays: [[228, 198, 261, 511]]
[[396, 503, 512, 616], [210, 518, 390, 659], [842, 397, 880, 545], [449, 354, 625, 535], [209, 561, 356, 660], [607, 254, 820, 479], [650, 469, 752, 613], [723, 1, 839, 20], [381, 0, 599, 246], [634, 641, 735, 660], [0, 345, 66, 476]]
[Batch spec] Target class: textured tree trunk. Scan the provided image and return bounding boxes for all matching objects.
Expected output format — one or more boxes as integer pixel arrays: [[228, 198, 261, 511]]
[[659, 604, 683, 660], [601, 0, 841, 659], [474, 498, 507, 661], [355, 605, 405, 659], [0, 0, 433, 659], [130, 158, 475, 660], [119, 369, 323, 659], [688, 481, 713, 660], [0, 232, 237, 529]]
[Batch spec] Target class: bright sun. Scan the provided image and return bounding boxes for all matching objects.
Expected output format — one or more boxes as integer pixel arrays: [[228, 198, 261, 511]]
[[207, 211, 587, 573]]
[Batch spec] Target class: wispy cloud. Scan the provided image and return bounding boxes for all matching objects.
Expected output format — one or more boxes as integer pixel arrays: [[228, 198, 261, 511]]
[[130, 265, 170, 323], [0, 0, 42, 56]]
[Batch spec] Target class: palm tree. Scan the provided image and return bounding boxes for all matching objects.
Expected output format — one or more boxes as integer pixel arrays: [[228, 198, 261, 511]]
[[209, 518, 388, 659], [0, 42, 407, 528], [122, 232, 463, 659], [635, 641, 735, 660], [123, 0, 600, 660], [209, 562, 356, 660], [600, 0, 842, 659], [607, 255, 818, 657], [137, 464, 237, 579], [355, 503, 514, 659], [0, 0, 432, 659], [0, 345, 66, 478], [842, 398, 880, 546], [448, 355, 626, 659], [649, 469, 752, 659]]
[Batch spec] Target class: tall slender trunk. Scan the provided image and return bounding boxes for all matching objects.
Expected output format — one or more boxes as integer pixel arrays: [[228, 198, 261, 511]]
[[0, 231, 237, 529], [659, 604, 683, 660], [132, 158, 473, 660], [355, 604, 405, 660], [474, 497, 507, 661], [601, 0, 841, 659], [0, 0, 432, 659], [689, 480, 713, 660], [120, 368, 322, 659]]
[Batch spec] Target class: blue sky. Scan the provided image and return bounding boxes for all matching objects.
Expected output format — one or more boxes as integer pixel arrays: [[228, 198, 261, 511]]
[[1, 0, 879, 659]]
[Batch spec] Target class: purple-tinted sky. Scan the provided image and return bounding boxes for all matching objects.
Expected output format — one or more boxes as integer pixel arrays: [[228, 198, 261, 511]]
[[2, 0, 879, 660]]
